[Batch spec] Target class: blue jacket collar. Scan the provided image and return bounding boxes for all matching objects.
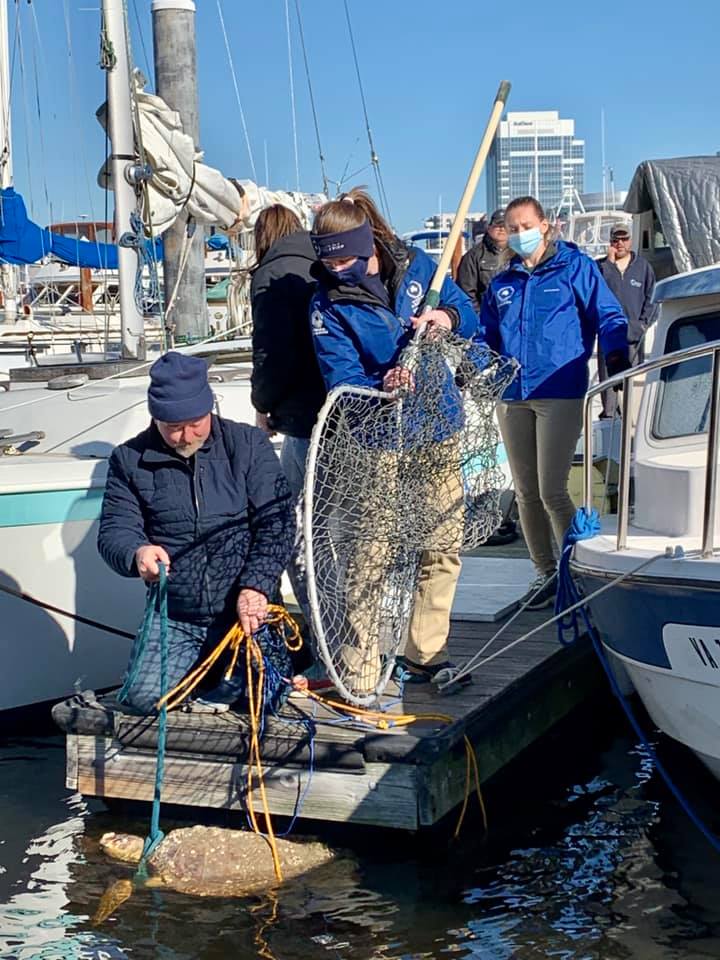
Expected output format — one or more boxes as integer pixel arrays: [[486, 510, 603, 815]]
[[507, 240, 579, 276]]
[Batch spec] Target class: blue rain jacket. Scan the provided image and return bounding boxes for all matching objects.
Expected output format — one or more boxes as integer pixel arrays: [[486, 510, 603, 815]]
[[309, 243, 478, 444], [479, 241, 629, 401]]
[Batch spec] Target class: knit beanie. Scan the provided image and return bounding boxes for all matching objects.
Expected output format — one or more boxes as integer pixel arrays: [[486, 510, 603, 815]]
[[147, 352, 214, 422]]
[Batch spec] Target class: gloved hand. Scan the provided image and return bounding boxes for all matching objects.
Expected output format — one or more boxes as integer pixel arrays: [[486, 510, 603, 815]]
[[604, 350, 632, 391]]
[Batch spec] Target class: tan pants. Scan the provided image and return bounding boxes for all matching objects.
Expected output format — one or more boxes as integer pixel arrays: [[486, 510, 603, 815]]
[[343, 441, 464, 690], [497, 398, 583, 576]]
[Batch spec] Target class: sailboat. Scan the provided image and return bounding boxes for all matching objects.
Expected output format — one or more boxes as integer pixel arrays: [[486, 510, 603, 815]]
[[0, 0, 323, 714]]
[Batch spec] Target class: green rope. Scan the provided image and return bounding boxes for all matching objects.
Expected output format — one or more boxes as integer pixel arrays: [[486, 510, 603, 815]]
[[118, 563, 169, 879]]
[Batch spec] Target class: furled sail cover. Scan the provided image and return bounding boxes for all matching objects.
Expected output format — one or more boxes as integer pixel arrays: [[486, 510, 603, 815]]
[[0, 188, 120, 268], [624, 156, 720, 274], [98, 72, 325, 236]]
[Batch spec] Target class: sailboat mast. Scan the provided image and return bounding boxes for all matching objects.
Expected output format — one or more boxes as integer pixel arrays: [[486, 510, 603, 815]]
[[152, 0, 207, 343], [102, 0, 146, 360], [0, 1, 17, 323]]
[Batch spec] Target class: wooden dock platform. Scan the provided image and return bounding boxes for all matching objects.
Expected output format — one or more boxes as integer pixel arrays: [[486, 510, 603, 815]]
[[57, 563, 604, 829]]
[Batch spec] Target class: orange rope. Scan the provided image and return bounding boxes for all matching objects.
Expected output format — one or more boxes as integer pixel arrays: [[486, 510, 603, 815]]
[[305, 690, 487, 836], [155, 605, 303, 882]]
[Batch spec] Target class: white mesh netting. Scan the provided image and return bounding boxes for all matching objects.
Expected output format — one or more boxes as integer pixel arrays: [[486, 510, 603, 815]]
[[303, 332, 518, 705]]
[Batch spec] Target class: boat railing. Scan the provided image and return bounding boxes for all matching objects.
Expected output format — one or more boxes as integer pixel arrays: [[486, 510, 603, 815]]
[[584, 337, 720, 557]]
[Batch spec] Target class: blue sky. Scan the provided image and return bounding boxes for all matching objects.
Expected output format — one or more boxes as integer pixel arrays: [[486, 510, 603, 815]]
[[7, 0, 720, 234]]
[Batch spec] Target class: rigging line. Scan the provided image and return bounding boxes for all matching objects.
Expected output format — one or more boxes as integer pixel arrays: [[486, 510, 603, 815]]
[[58, 0, 106, 262], [284, 0, 300, 193], [26, 5, 51, 227], [216, 0, 257, 181], [121, 0, 167, 334], [14, 8, 35, 217], [293, 0, 328, 195], [0, 3, 22, 180], [342, 0, 392, 222], [130, 0, 154, 89]]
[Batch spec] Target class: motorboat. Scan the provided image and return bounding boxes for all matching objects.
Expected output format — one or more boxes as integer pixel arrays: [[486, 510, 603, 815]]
[[571, 263, 720, 779]]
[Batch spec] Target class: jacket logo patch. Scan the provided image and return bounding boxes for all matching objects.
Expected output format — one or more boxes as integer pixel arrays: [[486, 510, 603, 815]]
[[311, 309, 328, 335], [630, 279, 642, 287], [407, 280, 423, 311], [497, 286, 514, 304]]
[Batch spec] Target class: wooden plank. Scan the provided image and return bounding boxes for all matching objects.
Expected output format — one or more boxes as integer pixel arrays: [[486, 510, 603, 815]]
[[417, 643, 601, 825], [66, 734, 79, 791], [74, 736, 420, 829]]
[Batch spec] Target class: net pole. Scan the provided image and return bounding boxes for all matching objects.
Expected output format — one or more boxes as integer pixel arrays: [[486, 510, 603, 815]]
[[422, 80, 511, 315]]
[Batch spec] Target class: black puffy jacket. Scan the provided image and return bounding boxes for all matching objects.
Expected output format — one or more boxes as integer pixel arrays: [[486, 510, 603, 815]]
[[250, 231, 326, 438], [456, 235, 507, 315], [97, 417, 293, 624]]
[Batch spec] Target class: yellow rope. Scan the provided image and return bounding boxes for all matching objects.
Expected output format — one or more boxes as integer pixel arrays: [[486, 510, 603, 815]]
[[155, 611, 485, 843], [155, 605, 302, 883], [305, 690, 487, 836], [155, 605, 302, 712]]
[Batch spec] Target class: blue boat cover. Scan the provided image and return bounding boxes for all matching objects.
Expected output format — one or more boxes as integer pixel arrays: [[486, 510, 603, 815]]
[[0, 187, 161, 269]]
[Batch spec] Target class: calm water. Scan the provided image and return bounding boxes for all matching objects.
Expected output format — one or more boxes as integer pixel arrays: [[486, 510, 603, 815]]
[[2, 712, 720, 960]]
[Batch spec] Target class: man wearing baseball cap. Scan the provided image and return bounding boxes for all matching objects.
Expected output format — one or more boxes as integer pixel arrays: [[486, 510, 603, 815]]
[[98, 351, 294, 714], [457, 209, 508, 314], [597, 223, 657, 417]]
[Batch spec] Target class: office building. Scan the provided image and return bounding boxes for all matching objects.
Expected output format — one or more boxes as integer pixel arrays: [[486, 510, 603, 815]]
[[487, 111, 585, 213]]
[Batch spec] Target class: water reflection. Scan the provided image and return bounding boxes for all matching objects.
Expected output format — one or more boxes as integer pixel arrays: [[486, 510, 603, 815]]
[[3, 725, 720, 959]]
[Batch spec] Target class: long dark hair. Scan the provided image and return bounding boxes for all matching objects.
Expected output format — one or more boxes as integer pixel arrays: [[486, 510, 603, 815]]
[[254, 204, 303, 265]]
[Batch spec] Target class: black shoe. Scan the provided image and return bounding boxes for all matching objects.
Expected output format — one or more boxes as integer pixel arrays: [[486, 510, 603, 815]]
[[394, 656, 472, 687], [523, 574, 557, 611], [483, 520, 519, 547]]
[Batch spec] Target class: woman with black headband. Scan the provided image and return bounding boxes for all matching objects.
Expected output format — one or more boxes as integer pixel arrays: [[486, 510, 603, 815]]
[[308, 187, 478, 692]]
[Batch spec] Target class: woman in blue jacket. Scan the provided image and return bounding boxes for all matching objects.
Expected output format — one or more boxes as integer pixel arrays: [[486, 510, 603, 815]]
[[480, 196, 630, 609], [309, 188, 478, 691]]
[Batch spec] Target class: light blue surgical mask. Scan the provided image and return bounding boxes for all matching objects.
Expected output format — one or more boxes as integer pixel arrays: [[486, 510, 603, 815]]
[[508, 227, 543, 257]]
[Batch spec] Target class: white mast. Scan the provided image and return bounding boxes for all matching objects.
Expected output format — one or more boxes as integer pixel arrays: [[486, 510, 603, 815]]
[[0, 0, 17, 323], [102, 0, 145, 359]]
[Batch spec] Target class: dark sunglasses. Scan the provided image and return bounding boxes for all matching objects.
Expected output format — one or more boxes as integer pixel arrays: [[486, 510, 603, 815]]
[[611, 235, 630, 243]]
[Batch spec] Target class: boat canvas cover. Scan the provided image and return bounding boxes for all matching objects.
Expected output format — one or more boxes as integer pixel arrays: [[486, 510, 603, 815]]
[[624, 156, 720, 274], [0, 188, 119, 269]]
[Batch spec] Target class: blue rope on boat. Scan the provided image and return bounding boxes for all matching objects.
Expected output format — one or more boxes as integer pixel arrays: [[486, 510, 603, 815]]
[[554, 508, 720, 855], [555, 506, 601, 646], [118, 563, 169, 875]]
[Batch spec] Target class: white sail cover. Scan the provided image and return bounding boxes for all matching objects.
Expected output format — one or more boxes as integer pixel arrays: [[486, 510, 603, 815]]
[[99, 72, 325, 235]]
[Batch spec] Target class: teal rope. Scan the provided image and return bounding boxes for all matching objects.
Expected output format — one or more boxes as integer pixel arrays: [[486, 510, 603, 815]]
[[120, 563, 169, 878]]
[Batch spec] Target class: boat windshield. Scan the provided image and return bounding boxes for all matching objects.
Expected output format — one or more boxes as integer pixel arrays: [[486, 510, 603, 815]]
[[653, 311, 720, 439]]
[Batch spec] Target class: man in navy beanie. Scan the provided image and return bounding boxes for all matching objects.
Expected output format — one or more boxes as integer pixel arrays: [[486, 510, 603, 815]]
[[98, 351, 294, 714]]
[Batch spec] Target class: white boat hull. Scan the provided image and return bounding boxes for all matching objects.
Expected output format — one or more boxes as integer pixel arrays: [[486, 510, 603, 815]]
[[0, 365, 260, 712]]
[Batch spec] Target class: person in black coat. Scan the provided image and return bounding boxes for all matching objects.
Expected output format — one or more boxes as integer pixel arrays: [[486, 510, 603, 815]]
[[98, 352, 294, 714], [456, 209, 508, 315], [597, 223, 657, 417], [250, 205, 326, 497]]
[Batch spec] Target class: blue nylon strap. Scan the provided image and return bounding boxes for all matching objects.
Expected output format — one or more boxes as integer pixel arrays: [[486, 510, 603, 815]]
[[126, 562, 169, 878]]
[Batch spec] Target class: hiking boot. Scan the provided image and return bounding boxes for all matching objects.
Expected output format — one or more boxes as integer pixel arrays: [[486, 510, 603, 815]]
[[522, 574, 557, 611]]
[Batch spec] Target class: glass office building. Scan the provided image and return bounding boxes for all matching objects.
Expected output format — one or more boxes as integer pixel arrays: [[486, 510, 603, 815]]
[[487, 111, 585, 214]]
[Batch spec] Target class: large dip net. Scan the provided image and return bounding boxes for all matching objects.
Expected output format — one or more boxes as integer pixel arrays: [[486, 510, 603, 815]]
[[303, 332, 518, 705]]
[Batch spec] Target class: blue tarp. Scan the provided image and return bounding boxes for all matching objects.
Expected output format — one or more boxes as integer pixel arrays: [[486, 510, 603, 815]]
[[206, 234, 229, 251], [0, 187, 162, 269]]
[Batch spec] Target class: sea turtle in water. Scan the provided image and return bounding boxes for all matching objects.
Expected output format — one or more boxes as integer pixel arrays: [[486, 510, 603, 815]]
[[94, 825, 339, 922]]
